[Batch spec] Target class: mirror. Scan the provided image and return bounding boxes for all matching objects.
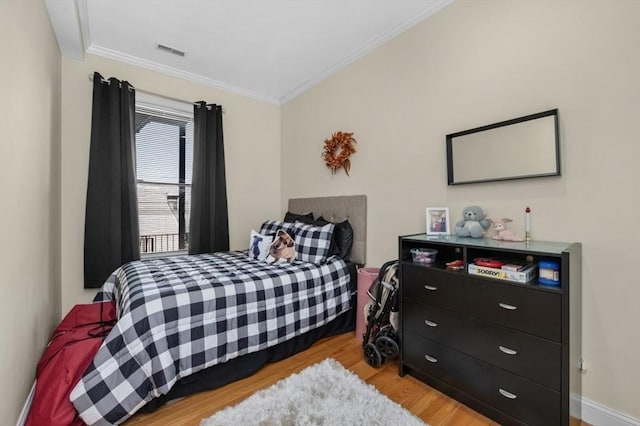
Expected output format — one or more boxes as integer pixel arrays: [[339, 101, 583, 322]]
[[446, 109, 560, 185]]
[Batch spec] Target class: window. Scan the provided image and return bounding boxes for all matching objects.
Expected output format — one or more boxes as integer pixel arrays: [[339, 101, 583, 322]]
[[135, 97, 193, 255]]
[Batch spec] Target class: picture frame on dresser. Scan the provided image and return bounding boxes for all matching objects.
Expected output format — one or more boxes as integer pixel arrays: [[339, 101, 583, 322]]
[[425, 207, 450, 236]]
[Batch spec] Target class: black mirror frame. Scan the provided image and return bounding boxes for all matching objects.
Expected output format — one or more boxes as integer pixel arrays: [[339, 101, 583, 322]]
[[446, 109, 560, 185]]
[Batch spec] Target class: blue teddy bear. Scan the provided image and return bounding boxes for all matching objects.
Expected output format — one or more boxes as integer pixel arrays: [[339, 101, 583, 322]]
[[455, 206, 490, 238]]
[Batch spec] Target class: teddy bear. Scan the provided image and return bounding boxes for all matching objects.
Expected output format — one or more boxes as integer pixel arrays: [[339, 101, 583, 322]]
[[489, 218, 523, 241], [455, 206, 490, 238]]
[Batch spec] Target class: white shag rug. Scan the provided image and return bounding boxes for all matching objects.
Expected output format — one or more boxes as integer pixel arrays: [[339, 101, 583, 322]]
[[201, 358, 425, 426]]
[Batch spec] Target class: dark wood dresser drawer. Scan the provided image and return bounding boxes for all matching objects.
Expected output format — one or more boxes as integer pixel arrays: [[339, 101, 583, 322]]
[[402, 264, 562, 341], [403, 331, 561, 426], [403, 300, 561, 390], [403, 264, 468, 310]]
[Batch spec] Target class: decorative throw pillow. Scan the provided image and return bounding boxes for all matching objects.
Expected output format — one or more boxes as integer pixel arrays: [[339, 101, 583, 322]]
[[259, 220, 296, 237], [248, 229, 274, 261], [265, 229, 297, 264], [317, 217, 354, 261], [292, 221, 335, 264], [284, 211, 314, 224]]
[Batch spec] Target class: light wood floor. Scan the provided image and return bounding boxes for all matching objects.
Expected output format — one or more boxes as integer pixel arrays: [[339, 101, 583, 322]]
[[125, 333, 585, 425]]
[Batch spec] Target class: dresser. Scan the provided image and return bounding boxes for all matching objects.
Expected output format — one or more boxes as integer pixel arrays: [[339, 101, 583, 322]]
[[398, 234, 582, 426]]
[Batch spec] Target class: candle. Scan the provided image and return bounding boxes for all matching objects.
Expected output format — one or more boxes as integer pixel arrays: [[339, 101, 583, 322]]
[[525, 207, 531, 242]]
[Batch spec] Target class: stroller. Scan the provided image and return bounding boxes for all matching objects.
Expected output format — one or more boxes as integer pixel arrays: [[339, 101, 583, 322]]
[[362, 260, 400, 367]]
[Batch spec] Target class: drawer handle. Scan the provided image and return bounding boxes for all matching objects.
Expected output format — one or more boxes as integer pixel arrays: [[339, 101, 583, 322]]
[[423, 285, 438, 291], [424, 319, 438, 327], [424, 354, 438, 363], [499, 345, 518, 355], [499, 388, 518, 399], [498, 302, 517, 310]]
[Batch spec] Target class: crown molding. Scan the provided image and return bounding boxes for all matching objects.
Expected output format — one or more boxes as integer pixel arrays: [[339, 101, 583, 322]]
[[44, 0, 86, 59], [279, 0, 454, 104], [76, 0, 90, 53], [86, 45, 281, 106]]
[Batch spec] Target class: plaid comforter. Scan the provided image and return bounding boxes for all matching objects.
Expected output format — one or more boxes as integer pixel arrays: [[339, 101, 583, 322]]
[[70, 251, 352, 425]]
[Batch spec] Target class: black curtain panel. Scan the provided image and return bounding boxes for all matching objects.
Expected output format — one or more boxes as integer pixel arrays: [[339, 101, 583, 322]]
[[84, 72, 140, 288], [189, 101, 229, 254]]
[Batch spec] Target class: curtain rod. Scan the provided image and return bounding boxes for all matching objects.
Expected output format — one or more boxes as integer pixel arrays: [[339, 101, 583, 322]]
[[88, 73, 225, 112]]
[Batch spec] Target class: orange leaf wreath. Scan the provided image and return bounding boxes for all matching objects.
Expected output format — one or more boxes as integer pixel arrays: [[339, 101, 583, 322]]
[[322, 131, 357, 176]]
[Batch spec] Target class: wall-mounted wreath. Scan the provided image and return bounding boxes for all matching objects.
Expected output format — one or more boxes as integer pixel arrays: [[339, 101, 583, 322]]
[[322, 131, 357, 176]]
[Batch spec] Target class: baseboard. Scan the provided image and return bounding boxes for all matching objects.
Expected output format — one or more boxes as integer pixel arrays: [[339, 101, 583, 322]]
[[15, 380, 35, 426], [572, 395, 640, 426]]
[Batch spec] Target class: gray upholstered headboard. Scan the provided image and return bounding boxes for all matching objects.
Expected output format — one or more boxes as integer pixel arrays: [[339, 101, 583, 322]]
[[288, 195, 366, 266]]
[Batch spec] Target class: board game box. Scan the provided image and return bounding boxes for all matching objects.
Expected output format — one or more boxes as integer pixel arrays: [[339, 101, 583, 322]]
[[468, 262, 538, 283]]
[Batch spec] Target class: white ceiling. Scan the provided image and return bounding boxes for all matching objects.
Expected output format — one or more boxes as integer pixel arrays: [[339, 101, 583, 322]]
[[45, 0, 453, 105]]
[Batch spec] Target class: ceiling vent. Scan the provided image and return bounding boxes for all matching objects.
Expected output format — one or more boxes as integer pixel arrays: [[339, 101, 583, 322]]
[[156, 44, 186, 57]]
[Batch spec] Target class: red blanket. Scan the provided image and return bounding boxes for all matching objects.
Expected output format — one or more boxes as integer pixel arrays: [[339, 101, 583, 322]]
[[25, 301, 116, 426]]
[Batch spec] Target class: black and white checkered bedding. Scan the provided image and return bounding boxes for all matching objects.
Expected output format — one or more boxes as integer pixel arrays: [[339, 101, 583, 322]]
[[70, 251, 352, 425]]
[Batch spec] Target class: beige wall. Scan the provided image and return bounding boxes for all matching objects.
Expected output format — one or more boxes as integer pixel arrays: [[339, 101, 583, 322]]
[[0, 0, 61, 423], [61, 54, 282, 313], [282, 0, 640, 419]]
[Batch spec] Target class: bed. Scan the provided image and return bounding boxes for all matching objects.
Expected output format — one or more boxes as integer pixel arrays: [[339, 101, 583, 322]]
[[70, 195, 366, 425]]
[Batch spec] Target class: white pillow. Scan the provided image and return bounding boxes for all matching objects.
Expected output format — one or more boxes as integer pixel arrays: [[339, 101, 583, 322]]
[[248, 229, 274, 261]]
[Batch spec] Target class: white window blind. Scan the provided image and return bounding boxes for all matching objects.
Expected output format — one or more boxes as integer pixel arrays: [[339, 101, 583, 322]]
[[135, 102, 194, 254]]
